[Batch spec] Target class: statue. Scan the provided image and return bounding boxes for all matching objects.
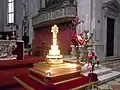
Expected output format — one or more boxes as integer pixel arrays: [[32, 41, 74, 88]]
[[6, 35, 9, 40]]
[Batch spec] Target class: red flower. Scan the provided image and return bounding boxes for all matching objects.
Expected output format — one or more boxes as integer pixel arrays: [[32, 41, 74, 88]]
[[89, 55, 93, 60], [95, 56, 97, 59], [92, 51, 95, 56], [97, 60, 99, 65]]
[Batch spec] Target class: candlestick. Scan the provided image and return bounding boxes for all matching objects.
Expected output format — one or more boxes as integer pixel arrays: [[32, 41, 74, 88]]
[[6, 35, 9, 40], [46, 25, 63, 63]]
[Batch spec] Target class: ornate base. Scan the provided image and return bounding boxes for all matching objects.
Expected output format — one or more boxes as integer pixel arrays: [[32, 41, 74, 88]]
[[0, 55, 17, 60], [46, 58, 63, 64], [29, 61, 83, 83]]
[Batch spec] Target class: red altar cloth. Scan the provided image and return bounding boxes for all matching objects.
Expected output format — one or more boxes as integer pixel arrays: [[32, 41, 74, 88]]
[[15, 75, 89, 90]]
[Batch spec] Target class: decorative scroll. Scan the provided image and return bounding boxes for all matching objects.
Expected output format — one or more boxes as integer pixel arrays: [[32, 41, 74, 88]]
[[45, 0, 76, 9], [0, 40, 17, 59], [45, 0, 61, 8]]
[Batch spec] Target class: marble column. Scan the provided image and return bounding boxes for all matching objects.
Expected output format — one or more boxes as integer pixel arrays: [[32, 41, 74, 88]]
[[41, 0, 45, 8]]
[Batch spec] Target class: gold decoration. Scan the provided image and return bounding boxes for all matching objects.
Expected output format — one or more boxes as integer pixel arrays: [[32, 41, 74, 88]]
[[46, 25, 63, 64]]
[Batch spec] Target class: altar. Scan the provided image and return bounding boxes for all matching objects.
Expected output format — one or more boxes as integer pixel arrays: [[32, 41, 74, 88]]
[[0, 40, 24, 60], [14, 24, 99, 90]]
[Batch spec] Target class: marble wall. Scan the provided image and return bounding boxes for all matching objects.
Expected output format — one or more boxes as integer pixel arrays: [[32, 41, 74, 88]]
[[0, 0, 4, 32], [77, 0, 91, 33], [77, 0, 120, 61], [27, 0, 39, 43], [0, 0, 39, 43]]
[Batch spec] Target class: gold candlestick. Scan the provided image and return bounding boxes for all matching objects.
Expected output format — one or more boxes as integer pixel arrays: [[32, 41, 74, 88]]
[[46, 25, 63, 64]]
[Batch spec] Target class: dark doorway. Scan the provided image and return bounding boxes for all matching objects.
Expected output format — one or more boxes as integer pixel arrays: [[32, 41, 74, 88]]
[[106, 17, 115, 56]]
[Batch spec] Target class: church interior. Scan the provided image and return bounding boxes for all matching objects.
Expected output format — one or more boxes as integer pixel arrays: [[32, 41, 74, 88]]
[[1, 0, 120, 90]]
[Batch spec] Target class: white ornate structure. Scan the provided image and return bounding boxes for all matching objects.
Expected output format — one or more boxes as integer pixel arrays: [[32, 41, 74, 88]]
[[0, 40, 17, 60]]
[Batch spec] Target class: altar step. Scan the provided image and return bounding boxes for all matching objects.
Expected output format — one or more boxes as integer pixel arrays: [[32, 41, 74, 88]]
[[63, 57, 120, 85], [83, 66, 120, 84], [98, 71, 120, 84]]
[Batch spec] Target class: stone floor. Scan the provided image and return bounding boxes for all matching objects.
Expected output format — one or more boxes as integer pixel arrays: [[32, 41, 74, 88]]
[[63, 55, 120, 90], [97, 60, 120, 90], [101, 60, 120, 72], [96, 78, 120, 90]]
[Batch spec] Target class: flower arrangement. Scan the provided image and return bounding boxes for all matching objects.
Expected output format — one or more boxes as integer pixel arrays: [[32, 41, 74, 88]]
[[84, 51, 99, 73], [71, 33, 85, 46]]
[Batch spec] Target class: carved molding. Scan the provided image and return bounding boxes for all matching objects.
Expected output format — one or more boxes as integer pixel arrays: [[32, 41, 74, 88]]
[[32, 5, 76, 26], [102, 0, 120, 17], [103, 0, 120, 12], [0, 40, 17, 59]]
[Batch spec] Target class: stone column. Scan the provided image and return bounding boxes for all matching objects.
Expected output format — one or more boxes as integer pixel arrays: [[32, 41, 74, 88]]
[[93, 3, 107, 61], [41, 0, 45, 8], [118, 14, 120, 56]]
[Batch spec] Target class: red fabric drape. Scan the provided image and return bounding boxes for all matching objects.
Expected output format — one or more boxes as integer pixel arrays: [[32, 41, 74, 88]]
[[35, 27, 52, 47], [34, 23, 75, 54], [58, 29, 74, 54]]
